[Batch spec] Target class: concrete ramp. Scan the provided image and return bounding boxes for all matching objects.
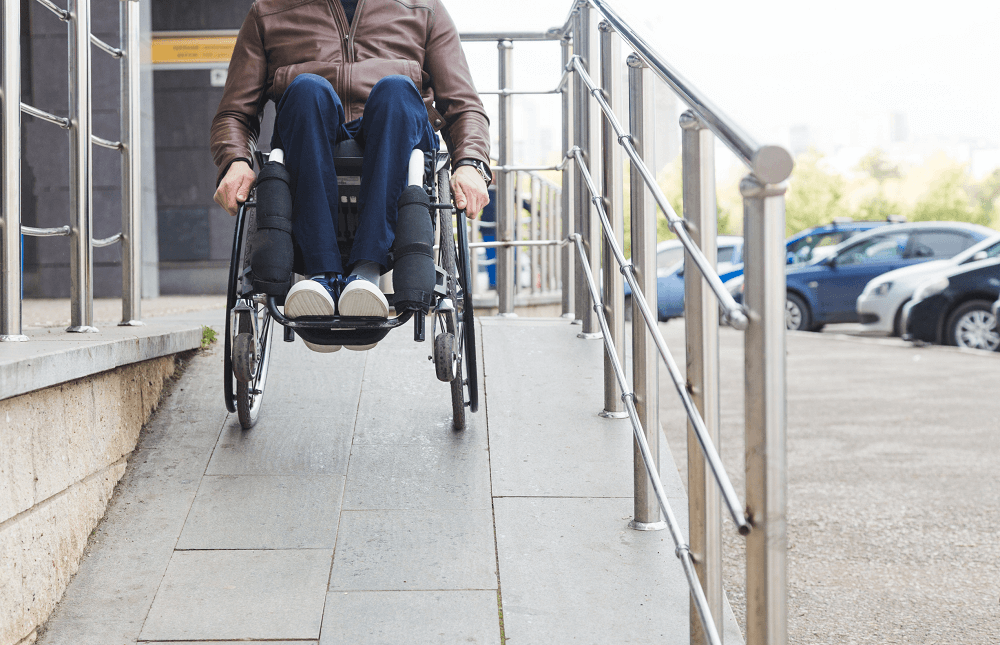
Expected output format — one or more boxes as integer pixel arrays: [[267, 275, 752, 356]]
[[36, 317, 731, 644]]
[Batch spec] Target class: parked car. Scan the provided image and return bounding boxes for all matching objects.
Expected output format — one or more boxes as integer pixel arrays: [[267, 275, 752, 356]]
[[856, 233, 1000, 335], [728, 222, 995, 331], [784, 218, 898, 265], [624, 236, 743, 321], [903, 257, 1000, 351]]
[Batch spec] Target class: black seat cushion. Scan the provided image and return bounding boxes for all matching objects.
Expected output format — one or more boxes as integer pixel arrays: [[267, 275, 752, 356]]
[[333, 139, 364, 160]]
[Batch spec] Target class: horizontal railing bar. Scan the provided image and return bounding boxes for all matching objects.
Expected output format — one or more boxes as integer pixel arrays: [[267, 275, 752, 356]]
[[20, 102, 71, 129], [459, 30, 564, 42], [492, 164, 566, 173], [93, 233, 122, 247], [33, 0, 70, 21], [588, 0, 758, 173], [569, 58, 748, 330], [571, 149, 751, 534], [481, 67, 574, 97], [90, 33, 123, 58], [480, 89, 561, 96], [469, 239, 568, 249], [92, 135, 122, 150], [571, 233, 724, 645], [22, 225, 72, 237]]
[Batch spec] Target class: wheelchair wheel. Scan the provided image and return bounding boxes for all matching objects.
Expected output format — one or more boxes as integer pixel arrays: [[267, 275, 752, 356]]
[[235, 302, 273, 429], [436, 167, 479, 430], [225, 197, 274, 429]]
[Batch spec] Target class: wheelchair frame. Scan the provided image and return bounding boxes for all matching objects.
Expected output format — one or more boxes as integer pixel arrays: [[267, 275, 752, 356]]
[[223, 147, 479, 431]]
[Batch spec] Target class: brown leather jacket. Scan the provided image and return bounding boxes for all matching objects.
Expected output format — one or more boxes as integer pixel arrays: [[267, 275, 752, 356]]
[[211, 0, 490, 184]]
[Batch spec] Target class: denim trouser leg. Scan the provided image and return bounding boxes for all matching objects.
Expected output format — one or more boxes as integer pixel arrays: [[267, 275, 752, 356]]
[[272, 73, 435, 277], [353, 75, 436, 270], [272, 73, 346, 276]]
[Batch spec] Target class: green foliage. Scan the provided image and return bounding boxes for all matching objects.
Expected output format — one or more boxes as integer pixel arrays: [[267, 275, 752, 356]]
[[785, 150, 850, 235], [201, 325, 217, 349]]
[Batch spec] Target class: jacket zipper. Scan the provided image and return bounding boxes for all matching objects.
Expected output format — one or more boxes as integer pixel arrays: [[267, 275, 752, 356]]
[[326, 0, 353, 117]]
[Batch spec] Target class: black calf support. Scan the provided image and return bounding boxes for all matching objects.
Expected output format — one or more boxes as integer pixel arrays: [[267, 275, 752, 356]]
[[392, 186, 436, 312], [250, 161, 294, 296]]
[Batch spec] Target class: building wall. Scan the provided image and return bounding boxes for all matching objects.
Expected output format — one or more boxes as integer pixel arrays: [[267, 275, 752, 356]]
[[152, 0, 271, 295]]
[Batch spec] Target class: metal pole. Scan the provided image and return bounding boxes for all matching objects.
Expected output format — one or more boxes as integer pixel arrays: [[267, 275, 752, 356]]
[[540, 182, 549, 293], [1, 0, 27, 342], [470, 217, 480, 296], [68, 0, 97, 332], [627, 54, 662, 530], [529, 176, 539, 295], [120, 0, 142, 325], [742, 173, 788, 645], [573, 2, 600, 337], [560, 34, 574, 318], [599, 20, 625, 418], [496, 39, 516, 316], [681, 109, 723, 644]]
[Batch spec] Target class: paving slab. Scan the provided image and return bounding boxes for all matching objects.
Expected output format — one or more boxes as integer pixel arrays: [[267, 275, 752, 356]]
[[342, 443, 492, 511], [329, 509, 497, 591], [495, 496, 689, 644], [319, 590, 501, 645], [482, 319, 636, 498], [352, 322, 485, 446], [176, 475, 346, 550], [139, 549, 332, 641]]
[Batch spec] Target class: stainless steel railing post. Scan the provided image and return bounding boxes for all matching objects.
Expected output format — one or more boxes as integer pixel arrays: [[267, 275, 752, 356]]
[[572, 2, 600, 337], [741, 174, 788, 645], [626, 54, 662, 529], [560, 33, 575, 318], [681, 109, 723, 644], [529, 176, 539, 294], [496, 39, 516, 315], [68, 0, 97, 333], [119, 0, 142, 326], [599, 20, 625, 418], [1, 0, 27, 342]]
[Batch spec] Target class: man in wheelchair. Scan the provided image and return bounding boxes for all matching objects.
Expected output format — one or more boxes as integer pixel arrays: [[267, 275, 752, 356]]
[[211, 0, 491, 351]]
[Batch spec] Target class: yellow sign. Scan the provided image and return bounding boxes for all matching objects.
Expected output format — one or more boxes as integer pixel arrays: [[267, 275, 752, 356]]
[[151, 34, 237, 65]]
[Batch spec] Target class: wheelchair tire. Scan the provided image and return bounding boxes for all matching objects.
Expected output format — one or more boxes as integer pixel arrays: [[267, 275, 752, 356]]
[[434, 332, 458, 382], [455, 208, 479, 414], [437, 168, 468, 431], [224, 200, 252, 414], [235, 305, 273, 429], [233, 332, 255, 383]]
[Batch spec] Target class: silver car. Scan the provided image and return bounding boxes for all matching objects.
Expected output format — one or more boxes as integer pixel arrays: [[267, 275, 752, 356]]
[[857, 232, 1000, 335]]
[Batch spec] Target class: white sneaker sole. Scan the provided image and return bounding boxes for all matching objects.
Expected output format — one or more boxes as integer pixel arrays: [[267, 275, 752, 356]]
[[285, 280, 340, 353], [338, 279, 389, 351]]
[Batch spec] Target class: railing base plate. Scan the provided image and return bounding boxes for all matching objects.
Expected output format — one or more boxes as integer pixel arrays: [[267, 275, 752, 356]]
[[0, 335, 30, 342], [628, 519, 667, 531], [66, 326, 100, 333]]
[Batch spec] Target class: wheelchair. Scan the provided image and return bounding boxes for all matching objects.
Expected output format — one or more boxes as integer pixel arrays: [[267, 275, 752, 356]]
[[223, 140, 479, 431]]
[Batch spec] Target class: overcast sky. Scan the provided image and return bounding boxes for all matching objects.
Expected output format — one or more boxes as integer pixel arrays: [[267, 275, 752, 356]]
[[447, 0, 1000, 154]]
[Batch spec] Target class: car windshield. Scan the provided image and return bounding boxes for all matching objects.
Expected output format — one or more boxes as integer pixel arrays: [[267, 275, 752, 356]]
[[788, 231, 845, 264], [836, 233, 909, 266]]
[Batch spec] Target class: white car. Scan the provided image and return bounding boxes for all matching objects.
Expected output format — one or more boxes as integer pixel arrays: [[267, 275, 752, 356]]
[[857, 232, 1000, 335]]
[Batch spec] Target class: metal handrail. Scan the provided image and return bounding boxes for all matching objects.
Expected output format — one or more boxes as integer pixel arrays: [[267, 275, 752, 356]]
[[93, 233, 122, 247], [569, 56, 748, 331], [588, 0, 793, 185], [20, 102, 71, 129], [571, 232, 724, 645], [570, 147, 750, 534], [23, 225, 72, 237], [90, 33, 123, 58], [34, 0, 70, 21]]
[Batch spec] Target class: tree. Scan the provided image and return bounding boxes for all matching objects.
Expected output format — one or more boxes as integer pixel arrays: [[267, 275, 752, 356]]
[[784, 149, 850, 234]]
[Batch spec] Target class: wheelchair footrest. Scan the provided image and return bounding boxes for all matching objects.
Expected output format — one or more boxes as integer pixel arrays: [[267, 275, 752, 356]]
[[265, 296, 413, 347]]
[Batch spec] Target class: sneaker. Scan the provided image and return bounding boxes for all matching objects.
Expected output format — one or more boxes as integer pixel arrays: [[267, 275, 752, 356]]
[[284, 276, 341, 353], [338, 275, 389, 351]]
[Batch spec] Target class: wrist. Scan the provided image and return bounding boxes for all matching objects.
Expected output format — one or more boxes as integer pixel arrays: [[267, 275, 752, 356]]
[[454, 158, 492, 184]]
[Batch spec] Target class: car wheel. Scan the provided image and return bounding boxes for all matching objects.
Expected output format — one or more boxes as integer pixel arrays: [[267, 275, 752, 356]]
[[946, 300, 1000, 351], [785, 293, 811, 331], [891, 299, 909, 337]]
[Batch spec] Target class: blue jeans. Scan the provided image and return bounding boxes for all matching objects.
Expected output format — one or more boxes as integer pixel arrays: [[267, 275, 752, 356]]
[[271, 73, 436, 276]]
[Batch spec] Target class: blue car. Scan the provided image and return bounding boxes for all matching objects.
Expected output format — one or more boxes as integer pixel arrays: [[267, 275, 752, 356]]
[[624, 236, 743, 321], [784, 218, 896, 265], [732, 222, 995, 331]]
